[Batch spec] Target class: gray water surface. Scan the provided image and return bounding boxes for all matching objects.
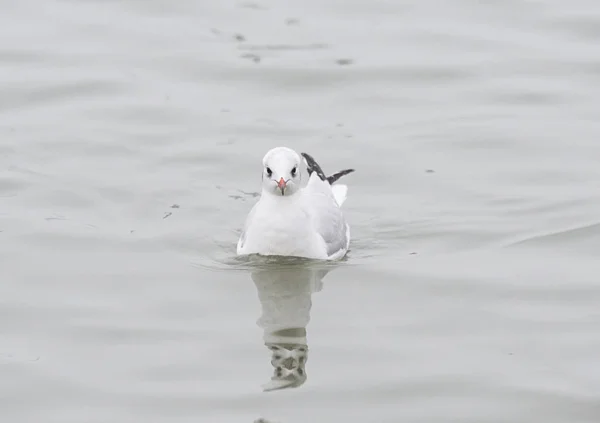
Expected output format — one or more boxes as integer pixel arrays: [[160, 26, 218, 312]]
[[2, 1, 600, 422]]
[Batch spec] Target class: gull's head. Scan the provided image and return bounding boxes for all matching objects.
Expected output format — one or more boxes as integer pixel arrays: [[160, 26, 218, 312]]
[[261, 147, 302, 197]]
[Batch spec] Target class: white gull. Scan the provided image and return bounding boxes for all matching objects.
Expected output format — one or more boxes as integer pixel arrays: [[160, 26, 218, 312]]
[[236, 147, 355, 260]]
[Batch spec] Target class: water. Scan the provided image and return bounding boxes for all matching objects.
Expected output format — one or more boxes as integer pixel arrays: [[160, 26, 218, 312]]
[[2, 1, 600, 422]]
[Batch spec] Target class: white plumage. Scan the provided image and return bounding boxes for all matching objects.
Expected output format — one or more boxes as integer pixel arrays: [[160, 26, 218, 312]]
[[237, 147, 354, 260]]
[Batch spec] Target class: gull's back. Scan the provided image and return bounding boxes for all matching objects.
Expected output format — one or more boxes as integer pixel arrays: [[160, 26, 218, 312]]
[[300, 169, 351, 260]]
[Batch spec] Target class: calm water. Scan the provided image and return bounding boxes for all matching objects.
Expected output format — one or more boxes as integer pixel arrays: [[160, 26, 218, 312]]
[[2, 1, 600, 422]]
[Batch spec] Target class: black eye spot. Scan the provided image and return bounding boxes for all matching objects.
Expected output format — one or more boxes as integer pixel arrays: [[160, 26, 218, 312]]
[[266, 167, 272, 176], [291, 167, 297, 177]]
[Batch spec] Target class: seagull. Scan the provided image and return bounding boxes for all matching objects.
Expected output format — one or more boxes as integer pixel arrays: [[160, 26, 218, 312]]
[[236, 147, 355, 260]]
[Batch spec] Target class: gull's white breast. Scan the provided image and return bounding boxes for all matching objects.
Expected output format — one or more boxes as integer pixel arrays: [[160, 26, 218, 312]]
[[237, 196, 328, 259]]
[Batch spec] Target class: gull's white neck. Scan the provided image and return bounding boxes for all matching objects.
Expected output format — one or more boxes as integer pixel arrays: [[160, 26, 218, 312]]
[[260, 189, 302, 204]]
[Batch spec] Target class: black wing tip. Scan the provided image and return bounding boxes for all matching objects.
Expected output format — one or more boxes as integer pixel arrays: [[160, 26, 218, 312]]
[[301, 152, 355, 185], [327, 168, 355, 185], [301, 152, 327, 181], [300, 152, 313, 161]]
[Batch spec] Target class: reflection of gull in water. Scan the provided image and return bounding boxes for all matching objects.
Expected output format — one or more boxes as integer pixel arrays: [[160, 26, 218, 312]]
[[249, 258, 336, 392]]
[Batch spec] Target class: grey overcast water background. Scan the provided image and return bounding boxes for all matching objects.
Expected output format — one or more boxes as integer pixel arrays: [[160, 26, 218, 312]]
[[1, 1, 600, 422]]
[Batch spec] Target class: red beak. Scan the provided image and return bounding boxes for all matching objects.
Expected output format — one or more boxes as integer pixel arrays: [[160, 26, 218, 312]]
[[277, 177, 286, 194]]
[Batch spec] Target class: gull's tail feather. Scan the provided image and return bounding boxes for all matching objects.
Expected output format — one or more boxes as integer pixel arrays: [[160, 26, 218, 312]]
[[301, 152, 355, 186]]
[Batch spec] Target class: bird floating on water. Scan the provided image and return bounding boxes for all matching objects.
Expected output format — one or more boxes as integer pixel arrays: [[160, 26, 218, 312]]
[[237, 147, 355, 260]]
